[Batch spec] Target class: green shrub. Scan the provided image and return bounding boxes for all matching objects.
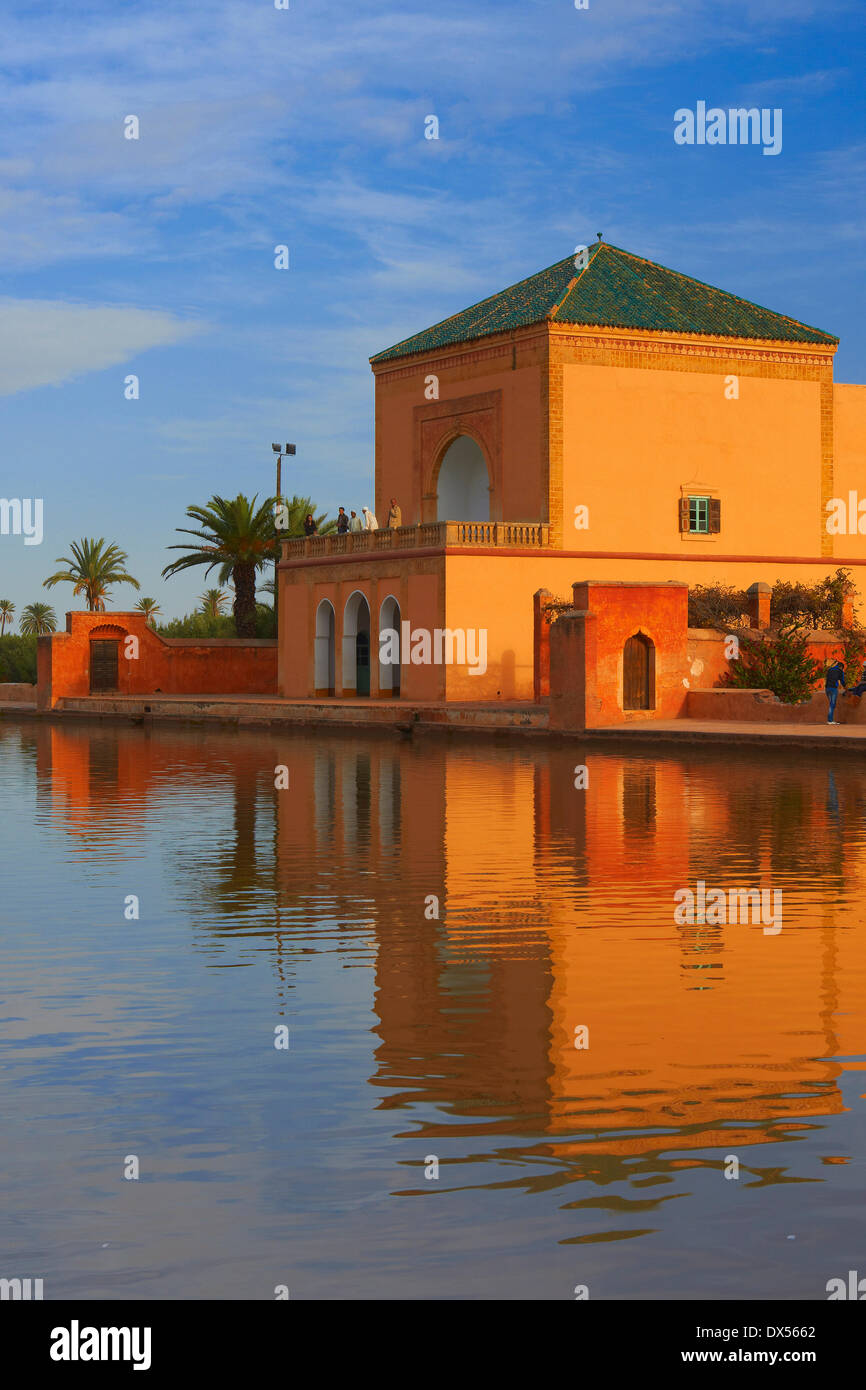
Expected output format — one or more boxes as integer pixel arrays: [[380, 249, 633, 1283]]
[[0, 634, 38, 683], [688, 584, 750, 630], [253, 602, 276, 639], [770, 567, 854, 629], [157, 612, 237, 638], [838, 627, 866, 687], [156, 605, 275, 639], [689, 569, 857, 631], [721, 625, 822, 704], [541, 595, 573, 624]]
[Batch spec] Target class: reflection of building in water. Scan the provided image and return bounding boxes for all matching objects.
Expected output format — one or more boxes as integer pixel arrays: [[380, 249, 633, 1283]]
[[35, 724, 148, 846], [283, 740, 866, 1166], [34, 718, 866, 1169]]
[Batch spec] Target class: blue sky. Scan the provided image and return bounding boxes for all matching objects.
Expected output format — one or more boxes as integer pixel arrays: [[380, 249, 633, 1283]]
[[0, 0, 863, 620]]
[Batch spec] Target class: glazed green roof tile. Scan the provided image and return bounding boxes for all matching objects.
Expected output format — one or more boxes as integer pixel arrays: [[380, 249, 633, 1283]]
[[370, 242, 837, 362]]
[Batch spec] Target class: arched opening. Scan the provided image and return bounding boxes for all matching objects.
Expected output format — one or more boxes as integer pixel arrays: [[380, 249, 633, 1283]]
[[623, 632, 655, 711], [342, 590, 371, 697], [436, 434, 491, 521], [378, 595, 401, 697], [314, 599, 336, 696]]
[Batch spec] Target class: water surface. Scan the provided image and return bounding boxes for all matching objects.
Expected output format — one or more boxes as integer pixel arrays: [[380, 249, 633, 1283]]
[[1, 719, 864, 1299]]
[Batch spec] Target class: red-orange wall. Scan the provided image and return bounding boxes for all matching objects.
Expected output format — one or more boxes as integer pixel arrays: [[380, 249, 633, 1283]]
[[549, 581, 689, 729], [38, 612, 277, 709]]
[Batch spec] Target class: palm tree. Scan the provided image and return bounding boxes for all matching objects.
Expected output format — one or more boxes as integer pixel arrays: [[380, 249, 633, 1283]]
[[20, 602, 57, 635], [278, 494, 337, 538], [0, 599, 14, 636], [43, 538, 140, 611], [162, 494, 282, 638], [135, 597, 161, 626], [199, 587, 229, 617]]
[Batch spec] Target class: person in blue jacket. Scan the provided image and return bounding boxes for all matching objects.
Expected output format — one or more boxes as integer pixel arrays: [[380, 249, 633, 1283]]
[[825, 659, 847, 724]]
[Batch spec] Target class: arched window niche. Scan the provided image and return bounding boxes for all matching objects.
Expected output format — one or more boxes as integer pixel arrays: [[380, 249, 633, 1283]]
[[435, 435, 491, 522]]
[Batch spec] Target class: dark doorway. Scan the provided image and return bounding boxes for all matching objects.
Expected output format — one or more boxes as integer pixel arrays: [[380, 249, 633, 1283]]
[[356, 630, 370, 696], [623, 633, 653, 710], [90, 639, 119, 693], [379, 596, 401, 697]]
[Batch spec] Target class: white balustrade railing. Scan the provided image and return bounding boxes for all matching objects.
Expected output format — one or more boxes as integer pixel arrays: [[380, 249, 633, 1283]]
[[281, 520, 550, 560]]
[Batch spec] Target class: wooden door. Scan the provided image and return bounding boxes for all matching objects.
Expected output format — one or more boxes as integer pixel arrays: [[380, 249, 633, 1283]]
[[623, 634, 651, 710], [356, 630, 370, 696], [90, 639, 119, 692]]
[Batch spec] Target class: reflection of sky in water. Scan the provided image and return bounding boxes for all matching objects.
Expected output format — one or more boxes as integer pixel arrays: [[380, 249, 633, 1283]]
[[1, 720, 865, 1299]]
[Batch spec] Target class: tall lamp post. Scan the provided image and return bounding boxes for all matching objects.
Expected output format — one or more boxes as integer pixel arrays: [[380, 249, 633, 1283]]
[[271, 441, 295, 569], [271, 443, 296, 613], [271, 441, 296, 507]]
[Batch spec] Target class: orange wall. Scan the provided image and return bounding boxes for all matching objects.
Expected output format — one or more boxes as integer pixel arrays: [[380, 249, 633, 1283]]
[[372, 335, 546, 525], [38, 611, 277, 709], [441, 554, 866, 701], [279, 550, 866, 705], [278, 556, 445, 699], [562, 362, 822, 558], [834, 384, 866, 554]]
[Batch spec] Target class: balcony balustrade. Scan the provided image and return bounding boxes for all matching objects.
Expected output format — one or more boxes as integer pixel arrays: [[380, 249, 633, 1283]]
[[281, 520, 550, 561]]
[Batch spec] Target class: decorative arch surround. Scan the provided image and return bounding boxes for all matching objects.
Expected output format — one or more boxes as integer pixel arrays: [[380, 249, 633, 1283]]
[[622, 629, 655, 711], [378, 594, 401, 696], [414, 389, 502, 523], [314, 599, 336, 696], [342, 590, 371, 697]]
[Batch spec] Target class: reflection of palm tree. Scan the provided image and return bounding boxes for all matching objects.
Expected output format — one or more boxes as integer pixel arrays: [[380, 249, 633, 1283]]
[[172, 758, 267, 923]]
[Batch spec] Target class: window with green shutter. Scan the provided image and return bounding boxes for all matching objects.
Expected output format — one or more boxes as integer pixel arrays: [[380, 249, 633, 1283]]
[[679, 495, 721, 535], [689, 496, 709, 533]]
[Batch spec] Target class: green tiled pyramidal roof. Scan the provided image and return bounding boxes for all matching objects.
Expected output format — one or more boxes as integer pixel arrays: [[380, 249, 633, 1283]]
[[370, 241, 837, 362]]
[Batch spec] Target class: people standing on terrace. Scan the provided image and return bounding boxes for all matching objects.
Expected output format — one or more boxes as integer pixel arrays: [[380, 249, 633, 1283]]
[[349, 510, 362, 532], [336, 507, 349, 534], [304, 514, 318, 537], [388, 498, 402, 528], [362, 507, 378, 531]]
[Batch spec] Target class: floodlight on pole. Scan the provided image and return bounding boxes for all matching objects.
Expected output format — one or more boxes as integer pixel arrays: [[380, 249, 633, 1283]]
[[272, 441, 296, 508]]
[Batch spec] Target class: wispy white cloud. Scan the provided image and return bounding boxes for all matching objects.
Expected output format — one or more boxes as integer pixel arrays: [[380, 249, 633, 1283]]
[[0, 299, 203, 395]]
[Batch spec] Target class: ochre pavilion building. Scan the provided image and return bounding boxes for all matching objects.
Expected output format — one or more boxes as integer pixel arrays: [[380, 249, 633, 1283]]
[[277, 240, 866, 704]]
